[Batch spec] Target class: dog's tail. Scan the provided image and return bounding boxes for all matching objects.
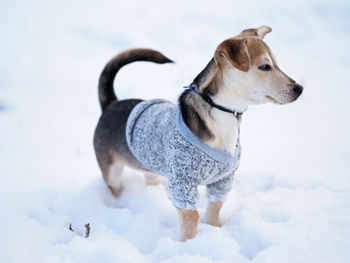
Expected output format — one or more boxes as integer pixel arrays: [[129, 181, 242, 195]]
[[98, 48, 174, 111]]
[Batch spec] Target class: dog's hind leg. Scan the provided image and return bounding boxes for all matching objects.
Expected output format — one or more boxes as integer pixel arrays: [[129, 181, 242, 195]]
[[95, 150, 125, 196], [106, 160, 124, 196]]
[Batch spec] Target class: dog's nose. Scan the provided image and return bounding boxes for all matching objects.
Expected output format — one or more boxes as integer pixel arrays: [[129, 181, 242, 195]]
[[293, 84, 303, 95]]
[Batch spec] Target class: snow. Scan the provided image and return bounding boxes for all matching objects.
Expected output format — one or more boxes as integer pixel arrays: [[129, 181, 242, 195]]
[[1, 0, 350, 262]]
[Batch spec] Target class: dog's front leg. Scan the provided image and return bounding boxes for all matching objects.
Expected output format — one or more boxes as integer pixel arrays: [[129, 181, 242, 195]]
[[177, 208, 199, 241], [205, 201, 223, 227]]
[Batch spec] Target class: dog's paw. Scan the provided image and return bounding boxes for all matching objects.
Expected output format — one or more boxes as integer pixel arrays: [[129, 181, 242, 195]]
[[205, 217, 222, 227]]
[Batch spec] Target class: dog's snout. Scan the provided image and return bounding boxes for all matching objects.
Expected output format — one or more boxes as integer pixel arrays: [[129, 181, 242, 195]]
[[293, 84, 303, 95]]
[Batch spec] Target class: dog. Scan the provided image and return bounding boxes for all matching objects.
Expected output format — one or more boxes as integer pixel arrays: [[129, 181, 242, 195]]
[[93, 26, 303, 241]]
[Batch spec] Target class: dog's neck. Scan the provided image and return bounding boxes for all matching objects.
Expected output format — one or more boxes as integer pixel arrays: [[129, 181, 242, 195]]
[[179, 59, 249, 154]]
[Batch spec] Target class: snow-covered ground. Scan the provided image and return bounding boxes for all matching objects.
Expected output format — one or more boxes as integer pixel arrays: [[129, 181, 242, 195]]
[[1, 0, 350, 262]]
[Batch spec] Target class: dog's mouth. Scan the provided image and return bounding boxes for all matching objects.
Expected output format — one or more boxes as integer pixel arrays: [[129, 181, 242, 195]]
[[265, 95, 283, 105]]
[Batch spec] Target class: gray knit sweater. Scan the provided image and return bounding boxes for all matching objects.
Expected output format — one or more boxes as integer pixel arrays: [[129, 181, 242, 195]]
[[126, 99, 241, 210]]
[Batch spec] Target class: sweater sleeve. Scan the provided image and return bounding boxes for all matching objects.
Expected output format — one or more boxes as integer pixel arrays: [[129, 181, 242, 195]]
[[168, 172, 200, 210], [206, 175, 234, 202]]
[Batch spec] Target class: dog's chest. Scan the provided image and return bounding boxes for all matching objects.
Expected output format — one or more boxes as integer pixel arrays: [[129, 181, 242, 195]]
[[206, 111, 240, 155]]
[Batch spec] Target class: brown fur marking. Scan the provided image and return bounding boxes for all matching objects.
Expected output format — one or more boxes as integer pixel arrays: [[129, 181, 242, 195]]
[[205, 201, 223, 227], [240, 28, 259, 37], [215, 38, 251, 72], [245, 38, 269, 64], [177, 208, 200, 241]]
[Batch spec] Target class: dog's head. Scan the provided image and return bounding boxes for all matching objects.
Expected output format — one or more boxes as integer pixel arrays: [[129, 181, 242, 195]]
[[214, 26, 303, 105]]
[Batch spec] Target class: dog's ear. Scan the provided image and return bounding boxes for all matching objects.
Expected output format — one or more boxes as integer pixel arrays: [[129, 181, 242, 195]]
[[240, 25, 272, 39], [215, 38, 251, 72]]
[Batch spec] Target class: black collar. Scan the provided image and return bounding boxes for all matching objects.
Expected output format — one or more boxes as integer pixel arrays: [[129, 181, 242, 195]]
[[183, 84, 243, 119]]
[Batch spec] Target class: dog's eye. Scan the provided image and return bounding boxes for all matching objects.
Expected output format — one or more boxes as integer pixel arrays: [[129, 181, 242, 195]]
[[258, 64, 272, 71]]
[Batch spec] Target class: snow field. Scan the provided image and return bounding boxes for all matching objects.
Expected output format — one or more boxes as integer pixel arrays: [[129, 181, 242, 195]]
[[1, 0, 350, 262]]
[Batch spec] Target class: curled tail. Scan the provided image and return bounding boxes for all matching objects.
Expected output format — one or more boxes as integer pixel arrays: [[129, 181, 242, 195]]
[[98, 48, 174, 111]]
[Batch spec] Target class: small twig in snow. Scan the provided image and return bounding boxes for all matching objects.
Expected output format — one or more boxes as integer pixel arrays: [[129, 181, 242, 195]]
[[68, 223, 91, 238], [85, 223, 91, 238]]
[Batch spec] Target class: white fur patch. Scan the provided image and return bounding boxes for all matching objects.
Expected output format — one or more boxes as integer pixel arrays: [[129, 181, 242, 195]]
[[107, 162, 124, 188], [207, 107, 240, 154]]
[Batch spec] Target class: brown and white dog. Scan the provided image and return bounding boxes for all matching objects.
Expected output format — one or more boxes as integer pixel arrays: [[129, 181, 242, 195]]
[[93, 26, 303, 241]]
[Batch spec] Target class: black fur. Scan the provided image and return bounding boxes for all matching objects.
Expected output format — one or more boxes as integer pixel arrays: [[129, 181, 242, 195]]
[[94, 99, 145, 171], [94, 49, 173, 174], [98, 48, 173, 111], [192, 58, 215, 89], [179, 90, 213, 141]]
